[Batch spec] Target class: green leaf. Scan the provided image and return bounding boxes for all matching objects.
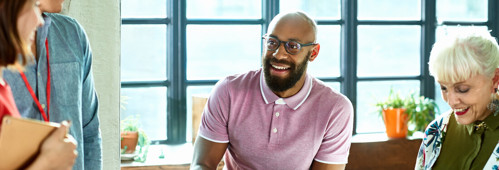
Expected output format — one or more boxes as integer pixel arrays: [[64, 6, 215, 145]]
[[374, 88, 440, 136]]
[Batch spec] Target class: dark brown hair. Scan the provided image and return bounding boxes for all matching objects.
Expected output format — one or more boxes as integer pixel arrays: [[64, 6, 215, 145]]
[[0, 0, 32, 68]]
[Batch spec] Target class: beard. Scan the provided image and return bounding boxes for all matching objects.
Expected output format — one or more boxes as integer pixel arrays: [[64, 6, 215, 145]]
[[263, 52, 310, 92]]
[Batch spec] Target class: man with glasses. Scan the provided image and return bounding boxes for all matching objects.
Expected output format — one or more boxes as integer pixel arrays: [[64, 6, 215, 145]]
[[192, 11, 353, 170]]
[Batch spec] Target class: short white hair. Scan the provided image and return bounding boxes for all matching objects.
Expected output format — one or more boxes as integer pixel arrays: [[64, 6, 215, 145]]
[[429, 27, 499, 83]]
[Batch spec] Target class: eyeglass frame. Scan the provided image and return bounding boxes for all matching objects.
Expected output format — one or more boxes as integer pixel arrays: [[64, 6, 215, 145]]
[[262, 35, 318, 55]]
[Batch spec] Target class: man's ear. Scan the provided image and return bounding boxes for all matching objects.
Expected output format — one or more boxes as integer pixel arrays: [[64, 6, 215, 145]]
[[492, 68, 499, 92], [309, 44, 320, 62]]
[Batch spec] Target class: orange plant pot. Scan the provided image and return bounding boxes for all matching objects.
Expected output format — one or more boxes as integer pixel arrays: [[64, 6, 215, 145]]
[[382, 108, 409, 138], [121, 131, 138, 154]]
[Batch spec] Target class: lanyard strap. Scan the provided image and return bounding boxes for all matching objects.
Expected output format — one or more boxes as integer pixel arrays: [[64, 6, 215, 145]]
[[18, 38, 51, 122]]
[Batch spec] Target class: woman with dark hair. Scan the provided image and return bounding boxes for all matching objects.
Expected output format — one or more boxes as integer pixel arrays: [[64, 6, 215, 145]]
[[0, 0, 77, 169]]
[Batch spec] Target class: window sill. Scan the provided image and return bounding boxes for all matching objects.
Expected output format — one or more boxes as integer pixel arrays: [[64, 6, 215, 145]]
[[351, 132, 424, 143], [120, 143, 193, 169], [120, 133, 423, 169]]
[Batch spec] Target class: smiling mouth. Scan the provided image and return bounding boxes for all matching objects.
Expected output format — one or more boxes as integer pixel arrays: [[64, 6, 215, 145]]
[[454, 107, 470, 116], [271, 64, 290, 70]]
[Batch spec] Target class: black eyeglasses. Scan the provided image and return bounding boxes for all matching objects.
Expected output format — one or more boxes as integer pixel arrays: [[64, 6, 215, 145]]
[[262, 35, 317, 55]]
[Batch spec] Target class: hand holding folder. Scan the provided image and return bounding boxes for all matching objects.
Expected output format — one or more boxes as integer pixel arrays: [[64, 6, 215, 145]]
[[0, 116, 77, 170]]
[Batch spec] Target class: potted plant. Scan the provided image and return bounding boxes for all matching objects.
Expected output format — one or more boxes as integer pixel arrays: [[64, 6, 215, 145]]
[[375, 89, 439, 138], [404, 93, 438, 136], [120, 115, 140, 154], [120, 115, 150, 154], [375, 89, 409, 138]]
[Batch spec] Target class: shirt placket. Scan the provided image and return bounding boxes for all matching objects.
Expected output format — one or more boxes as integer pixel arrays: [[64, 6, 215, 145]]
[[270, 98, 286, 144], [36, 48, 48, 120]]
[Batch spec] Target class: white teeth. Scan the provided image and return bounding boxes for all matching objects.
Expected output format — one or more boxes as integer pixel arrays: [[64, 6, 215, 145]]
[[454, 107, 468, 112], [272, 65, 289, 70]]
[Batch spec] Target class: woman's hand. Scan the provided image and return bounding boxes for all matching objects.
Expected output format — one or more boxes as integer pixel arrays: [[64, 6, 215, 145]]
[[27, 121, 78, 170]]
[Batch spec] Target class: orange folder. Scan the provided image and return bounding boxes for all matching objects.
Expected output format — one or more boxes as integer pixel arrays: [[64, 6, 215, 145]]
[[0, 116, 60, 169]]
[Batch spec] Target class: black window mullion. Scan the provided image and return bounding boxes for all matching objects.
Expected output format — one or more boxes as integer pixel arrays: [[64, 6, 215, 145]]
[[488, 0, 499, 39], [166, 0, 186, 144], [262, 0, 279, 37], [341, 0, 358, 135], [358, 76, 421, 81], [357, 20, 422, 25], [121, 81, 169, 88], [440, 21, 487, 26], [122, 18, 169, 25], [420, 0, 436, 99], [187, 80, 219, 86], [187, 19, 264, 25]]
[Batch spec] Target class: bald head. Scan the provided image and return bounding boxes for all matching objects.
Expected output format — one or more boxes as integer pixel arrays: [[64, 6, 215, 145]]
[[267, 11, 318, 42]]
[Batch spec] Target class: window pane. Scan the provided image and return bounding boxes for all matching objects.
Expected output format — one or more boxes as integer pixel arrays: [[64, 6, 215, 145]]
[[121, 87, 167, 141], [358, 0, 421, 20], [187, 0, 261, 19], [279, 0, 341, 20], [324, 82, 341, 92], [187, 25, 261, 80], [435, 26, 489, 41], [186, 86, 215, 142], [308, 25, 341, 78], [434, 82, 451, 117], [121, 25, 167, 81], [121, 0, 166, 18], [357, 26, 420, 77], [356, 80, 420, 134], [437, 0, 487, 22]]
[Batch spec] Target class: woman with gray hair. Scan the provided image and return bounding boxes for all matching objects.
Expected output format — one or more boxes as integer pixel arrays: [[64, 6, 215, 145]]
[[416, 28, 499, 169]]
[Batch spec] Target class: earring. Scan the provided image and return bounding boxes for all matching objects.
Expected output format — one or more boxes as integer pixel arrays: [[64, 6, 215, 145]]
[[487, 88, 499, 116]]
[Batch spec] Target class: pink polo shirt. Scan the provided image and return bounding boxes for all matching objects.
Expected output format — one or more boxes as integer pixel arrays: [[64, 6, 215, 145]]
[[198, 69, 353, 169]]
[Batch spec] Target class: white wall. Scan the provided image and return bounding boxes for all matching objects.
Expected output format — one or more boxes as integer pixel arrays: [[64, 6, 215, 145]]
[[62, 0, 121, 169]]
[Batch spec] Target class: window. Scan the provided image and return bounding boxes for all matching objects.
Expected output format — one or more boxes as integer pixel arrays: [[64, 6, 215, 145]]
[[121, 0, 499, 144]]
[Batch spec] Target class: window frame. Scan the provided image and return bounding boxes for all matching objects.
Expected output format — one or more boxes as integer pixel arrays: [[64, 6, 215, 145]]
[[120, 0, 499, 144]]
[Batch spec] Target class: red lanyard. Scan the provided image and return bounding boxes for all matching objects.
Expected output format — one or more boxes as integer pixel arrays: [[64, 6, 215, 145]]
[[18, 38, 51, 122]]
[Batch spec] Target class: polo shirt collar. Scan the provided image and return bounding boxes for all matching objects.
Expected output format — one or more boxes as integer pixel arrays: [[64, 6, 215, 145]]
[[260, 69, 313, 110]]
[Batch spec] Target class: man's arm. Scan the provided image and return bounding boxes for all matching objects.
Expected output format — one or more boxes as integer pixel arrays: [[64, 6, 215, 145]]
[[191, 136, 228, 170], [311, 161, 346, 170], [78, 20, 102, 169]]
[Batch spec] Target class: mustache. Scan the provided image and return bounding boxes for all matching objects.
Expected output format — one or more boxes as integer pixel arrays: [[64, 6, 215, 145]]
[[268, 57, 294, 66]]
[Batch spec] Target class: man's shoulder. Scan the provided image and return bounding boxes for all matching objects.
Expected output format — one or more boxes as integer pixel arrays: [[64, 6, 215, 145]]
[[45, 13, 83, 31], [46, 13, 78, 24]]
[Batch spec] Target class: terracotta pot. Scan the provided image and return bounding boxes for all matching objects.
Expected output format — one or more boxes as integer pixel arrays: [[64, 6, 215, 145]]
[[121, 131, 138, 154], [382, 108, 409, 138]]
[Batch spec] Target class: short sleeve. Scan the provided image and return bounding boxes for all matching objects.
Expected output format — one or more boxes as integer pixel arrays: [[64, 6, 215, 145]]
[[314, 96, 354, 164], [197, 78, 231, 143]]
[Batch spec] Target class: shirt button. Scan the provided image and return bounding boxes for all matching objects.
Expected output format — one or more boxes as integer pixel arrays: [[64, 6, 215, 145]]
[[273, 128, 277, 133], [275, 112, 280, 117], [41, 104, 45, 109], [37, 73, 41, 77]]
